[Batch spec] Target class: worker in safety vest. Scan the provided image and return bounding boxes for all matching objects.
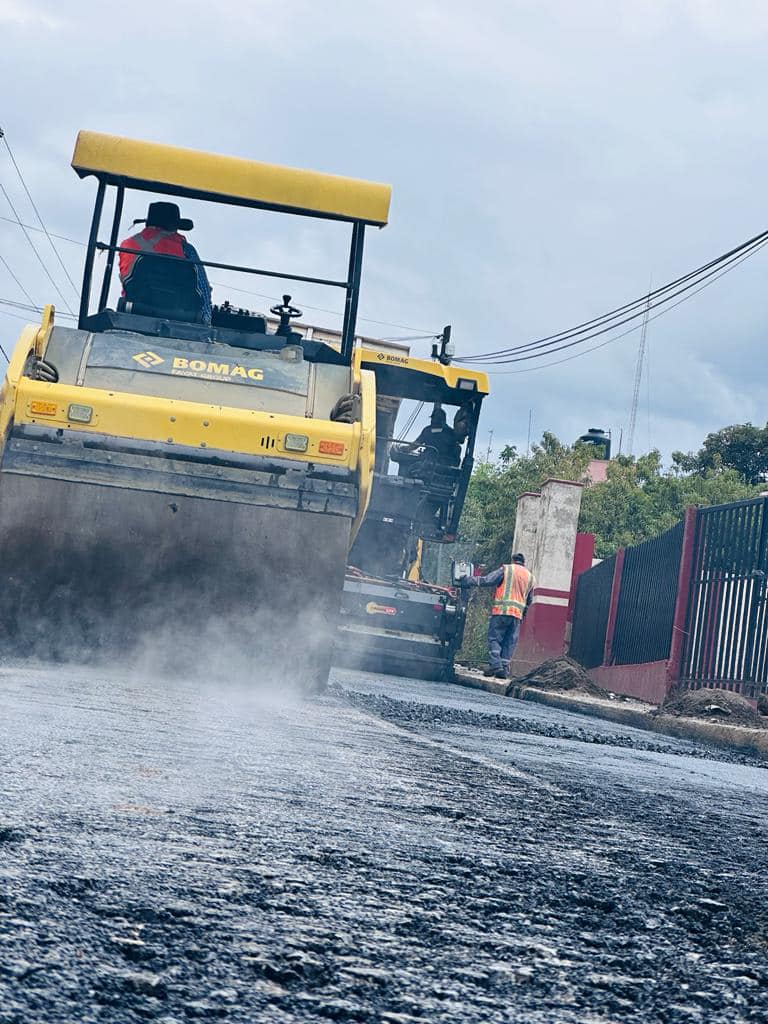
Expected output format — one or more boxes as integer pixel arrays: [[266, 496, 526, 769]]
[[119, 202, 212, 324], [460, 553, 534, 678]]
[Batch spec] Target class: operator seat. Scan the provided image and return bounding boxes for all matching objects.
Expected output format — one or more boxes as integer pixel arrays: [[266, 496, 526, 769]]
[[119, 254, 205, 323]]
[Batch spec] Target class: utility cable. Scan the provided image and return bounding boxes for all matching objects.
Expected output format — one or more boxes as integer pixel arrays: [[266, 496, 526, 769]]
[[483, 237, 768, 375], [212, 280, 438, 336], [0, 251, 36, 305], [460, 228, 768, 361], [458, 232, 768, 365], [0, 129, 80, 299], [377, 334, 440, 343], [395, 401, 425, 441], [456, 227, 768, 364], [0, 296, 77, 319], [0, 307, 31, 323], [0, 177, 76, 315], [0, 214, 84, 247], [0, 212, 440, 338], [0, 315, 12, 359]]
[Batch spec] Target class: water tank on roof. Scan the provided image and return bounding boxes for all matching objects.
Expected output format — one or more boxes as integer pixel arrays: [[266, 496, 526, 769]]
[[577, 427, 611, 460]]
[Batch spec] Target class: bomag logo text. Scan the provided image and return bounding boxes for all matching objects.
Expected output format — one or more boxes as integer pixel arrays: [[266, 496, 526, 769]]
[[375, 352, 409, 365], [172, 357, 264, 381], [133, 350, 165, 368]]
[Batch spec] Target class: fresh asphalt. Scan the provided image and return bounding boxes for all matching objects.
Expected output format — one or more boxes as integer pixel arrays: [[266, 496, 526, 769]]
[[1, 663, 766, 1023]]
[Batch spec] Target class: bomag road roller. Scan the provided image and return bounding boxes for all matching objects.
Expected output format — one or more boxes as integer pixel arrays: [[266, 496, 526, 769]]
[[0, 131, 390, 690], [334, 335, 488, 681]]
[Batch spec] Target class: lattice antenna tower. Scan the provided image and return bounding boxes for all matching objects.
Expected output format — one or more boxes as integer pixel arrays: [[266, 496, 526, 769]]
[[627, 288, 652, 456]]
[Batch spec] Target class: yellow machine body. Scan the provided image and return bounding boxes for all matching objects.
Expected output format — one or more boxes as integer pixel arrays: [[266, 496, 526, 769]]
[[335, 342, 489, 682], [0, 130, 389, 690]]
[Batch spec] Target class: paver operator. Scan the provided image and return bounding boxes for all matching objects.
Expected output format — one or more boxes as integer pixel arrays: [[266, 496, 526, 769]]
[[391, 406, 462, 477], [460, 553, 534, 678]]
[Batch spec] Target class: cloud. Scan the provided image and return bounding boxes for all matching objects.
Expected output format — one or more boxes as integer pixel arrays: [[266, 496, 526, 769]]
[[2, 0, 768, 463], [0, 0, 63, 29]]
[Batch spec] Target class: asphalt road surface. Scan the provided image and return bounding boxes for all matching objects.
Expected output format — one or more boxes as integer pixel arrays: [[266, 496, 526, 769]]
[[1, 664, 767, 1023]]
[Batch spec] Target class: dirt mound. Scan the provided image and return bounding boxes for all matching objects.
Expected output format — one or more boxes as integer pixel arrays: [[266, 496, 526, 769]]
[[510, 656, 606, 697], [658, 689, 765, 728]]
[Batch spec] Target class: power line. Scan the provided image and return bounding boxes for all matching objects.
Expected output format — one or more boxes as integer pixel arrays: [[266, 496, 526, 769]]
[[0, 211, 439, 339], [0, 296, 76, 319], [0, 251, 36, 305], [0, 177, 76, 315], [460, 228, 768, 362], [462, 236, 767, 364], [0, 307, 32, 323], [377, 334, 440, 343], [0, 297, 41, 312], [0, 219, 437, 335], [457, 228, 768, 365], [213, 280, 437, 335], [0, 314, 12, 359], [0, 214, 84, 246], [484, 237, 768, 375], [395, 401, 425, 441], [0, 129, 80, 299]]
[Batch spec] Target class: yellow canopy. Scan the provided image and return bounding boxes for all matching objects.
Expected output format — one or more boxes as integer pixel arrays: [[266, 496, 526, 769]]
[[358, 347, 490, 398], [72, 131, 391, 226]]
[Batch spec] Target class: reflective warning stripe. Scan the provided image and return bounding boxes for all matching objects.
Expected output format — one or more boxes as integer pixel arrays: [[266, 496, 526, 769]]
[[492, 564, 533, 617], [119, 228, 186, 285]]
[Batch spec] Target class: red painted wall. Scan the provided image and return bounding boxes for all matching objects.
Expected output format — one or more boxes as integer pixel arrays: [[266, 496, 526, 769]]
[[590, 661, 669, 705]]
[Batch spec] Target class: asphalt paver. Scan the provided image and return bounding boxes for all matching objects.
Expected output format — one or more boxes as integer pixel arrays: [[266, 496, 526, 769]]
[[1, 664, 767, 1023]]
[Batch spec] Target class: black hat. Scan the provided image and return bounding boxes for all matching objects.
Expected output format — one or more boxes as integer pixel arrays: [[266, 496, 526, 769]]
[[135, 202, 193, 231], [512, 552, 526, 565]]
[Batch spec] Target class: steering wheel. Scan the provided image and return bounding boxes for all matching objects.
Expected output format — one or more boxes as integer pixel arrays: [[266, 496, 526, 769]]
[[270, 293, 303, 335]]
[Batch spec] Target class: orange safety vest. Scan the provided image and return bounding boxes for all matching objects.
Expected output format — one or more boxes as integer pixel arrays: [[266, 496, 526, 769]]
[[118, 226, 186, 291], [492, 564, 534, 618]]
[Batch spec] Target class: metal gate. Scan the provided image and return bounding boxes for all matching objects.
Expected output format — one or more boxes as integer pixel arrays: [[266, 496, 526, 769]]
[[681, 497, 768, 697], [569, 554, 616, 669], [612, 521, 683, 666]]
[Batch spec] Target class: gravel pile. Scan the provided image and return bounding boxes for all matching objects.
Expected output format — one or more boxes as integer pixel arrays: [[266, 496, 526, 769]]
[[342, 687, 766, 766], [658, 689, 766, 728], [511, 656, 606, 696]]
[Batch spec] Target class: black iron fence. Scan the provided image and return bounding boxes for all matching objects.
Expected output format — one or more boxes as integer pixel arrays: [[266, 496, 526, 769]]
[[681, 497, 768, 698], [569, 554, 615, 669], [612, 521, 684, 666], [569, 497, 768, 698]]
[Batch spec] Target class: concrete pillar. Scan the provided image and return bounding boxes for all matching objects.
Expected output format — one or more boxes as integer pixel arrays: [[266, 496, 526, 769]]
[[511, 491, 541, 563], [512, 478, 584, 675], [531, 479, 584, 593]]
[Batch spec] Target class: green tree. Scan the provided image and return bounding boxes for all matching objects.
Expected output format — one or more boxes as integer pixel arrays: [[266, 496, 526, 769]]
[[672, 422, 768, 485], [454, 429, 763, 665], [579, 451, 760, 557], [458, 432, 762, 567]]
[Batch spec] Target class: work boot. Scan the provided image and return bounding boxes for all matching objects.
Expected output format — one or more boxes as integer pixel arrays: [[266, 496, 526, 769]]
[[482, 666, 498, 677], [493, 670, 506, 679]]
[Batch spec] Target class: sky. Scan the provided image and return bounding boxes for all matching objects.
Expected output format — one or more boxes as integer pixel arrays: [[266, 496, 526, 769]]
[[2, 0, 767, 461]]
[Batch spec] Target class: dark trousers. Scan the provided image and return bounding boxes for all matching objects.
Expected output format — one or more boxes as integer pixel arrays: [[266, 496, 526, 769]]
[[487, 614, 521, 673]]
